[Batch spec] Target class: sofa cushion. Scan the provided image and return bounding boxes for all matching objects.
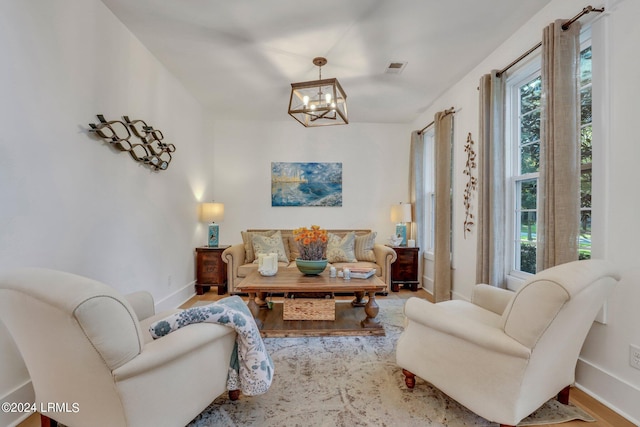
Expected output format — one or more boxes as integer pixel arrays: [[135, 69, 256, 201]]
[[241, 230, 277, 263], [327, 232, 357, 263], [354, 232, 377, 262], [251, 231, 289, 263]]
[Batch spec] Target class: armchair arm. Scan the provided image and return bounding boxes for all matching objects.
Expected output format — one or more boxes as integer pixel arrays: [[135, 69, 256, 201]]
[[403, 297, 530, 359], [471, 284, 514, 315], [222, 243, 246, 293], [113, 323, 233, 381], [124, 291, 155, 321], [373, 244, 397, 288]]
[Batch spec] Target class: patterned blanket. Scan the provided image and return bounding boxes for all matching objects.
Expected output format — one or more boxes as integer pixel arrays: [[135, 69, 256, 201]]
[[149, 296, 273, 396]]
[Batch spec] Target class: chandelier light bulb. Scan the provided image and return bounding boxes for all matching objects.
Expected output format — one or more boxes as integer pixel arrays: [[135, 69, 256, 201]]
[[310, 104, 316, 110], [325, 93, 332, 104], [303, 95, 309, 106]]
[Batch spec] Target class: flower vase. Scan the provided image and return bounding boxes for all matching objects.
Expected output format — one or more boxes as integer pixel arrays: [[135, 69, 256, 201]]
[[295, 258, 328, 276]]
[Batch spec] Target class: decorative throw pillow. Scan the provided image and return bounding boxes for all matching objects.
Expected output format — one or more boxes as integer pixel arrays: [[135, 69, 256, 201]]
[[251, 231, 289, 263], [354, 232, 377, 262], [241, 230, 277, 263], [287, 235, 300, 261], [326, 232, 357, 263]]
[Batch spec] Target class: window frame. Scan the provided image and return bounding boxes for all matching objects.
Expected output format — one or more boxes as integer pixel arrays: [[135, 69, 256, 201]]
[[504, 29, 596, 287]]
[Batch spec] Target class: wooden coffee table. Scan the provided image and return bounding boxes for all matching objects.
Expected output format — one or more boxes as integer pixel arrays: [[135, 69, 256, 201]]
[[236, 269, 386, 337]]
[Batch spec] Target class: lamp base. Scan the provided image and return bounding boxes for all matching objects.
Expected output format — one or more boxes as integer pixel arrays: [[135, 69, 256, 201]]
[[208, 223, 219, 247], [395, 224, 407, 247]]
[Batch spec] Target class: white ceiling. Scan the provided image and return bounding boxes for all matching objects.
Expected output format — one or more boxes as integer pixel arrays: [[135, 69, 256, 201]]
[[101, 0, 551, 124]]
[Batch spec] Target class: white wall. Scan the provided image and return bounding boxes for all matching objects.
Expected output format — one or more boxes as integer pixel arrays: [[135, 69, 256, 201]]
[[410, 0, 640, 423], [208, 119, 412, 246], [3, 0, 638, 425], [0, 1, 210, 425]]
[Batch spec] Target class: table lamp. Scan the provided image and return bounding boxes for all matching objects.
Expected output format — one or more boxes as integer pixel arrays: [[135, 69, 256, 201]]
[[200, 202, 224, 247], [390, 202, 412, 246]]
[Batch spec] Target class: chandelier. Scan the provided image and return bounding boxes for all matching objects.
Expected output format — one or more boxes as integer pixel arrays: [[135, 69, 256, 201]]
[[288, 57, 348, 127]]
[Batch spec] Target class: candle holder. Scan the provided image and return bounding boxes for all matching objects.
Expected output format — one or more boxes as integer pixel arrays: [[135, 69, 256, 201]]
[[258, 253, 278, 276]]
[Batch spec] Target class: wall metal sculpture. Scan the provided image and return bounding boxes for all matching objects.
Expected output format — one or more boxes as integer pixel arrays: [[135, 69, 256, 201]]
[[463, 132, 477, 238], [88, 114, 176, 171]]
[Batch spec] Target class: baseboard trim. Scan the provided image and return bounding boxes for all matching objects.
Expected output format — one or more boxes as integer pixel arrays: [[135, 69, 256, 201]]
[[154, 280, 196, 312], [1, 380, 35, 427], [575, 357, 640, 425]]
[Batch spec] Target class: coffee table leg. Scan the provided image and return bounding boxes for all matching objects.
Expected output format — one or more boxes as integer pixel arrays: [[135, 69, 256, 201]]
[[246, 292, 264, 329], [247, 292, 260, 317], [352, 291, 366, 307], [361, 291, 382, 329]]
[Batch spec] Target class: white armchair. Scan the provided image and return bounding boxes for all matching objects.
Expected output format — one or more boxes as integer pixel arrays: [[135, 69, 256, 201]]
[[0, 268, 237, 427], [395, 259, 619, 427]]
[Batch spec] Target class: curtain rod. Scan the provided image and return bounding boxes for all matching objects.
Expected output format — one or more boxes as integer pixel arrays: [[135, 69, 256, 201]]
[[496, 5, 604, 77], [418, 106, 455, 135]]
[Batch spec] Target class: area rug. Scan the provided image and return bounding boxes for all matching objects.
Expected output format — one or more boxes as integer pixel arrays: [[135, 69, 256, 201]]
[[187, 299, 595, 427]]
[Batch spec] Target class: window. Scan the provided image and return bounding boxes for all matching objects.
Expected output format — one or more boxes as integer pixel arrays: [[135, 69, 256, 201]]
[[506, 38, 593, 276], [507, 68, 541, 275], [423, 128, 435, 254], [579, 45, 592, 260]]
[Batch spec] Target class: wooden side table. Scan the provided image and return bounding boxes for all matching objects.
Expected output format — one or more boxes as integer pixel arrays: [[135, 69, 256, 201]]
[[195, 246, 230, 295], [390, 246, 420, 292]]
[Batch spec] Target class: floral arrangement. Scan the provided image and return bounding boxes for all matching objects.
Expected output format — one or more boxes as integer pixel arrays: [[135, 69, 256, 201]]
[[293, 225, 328, 260]]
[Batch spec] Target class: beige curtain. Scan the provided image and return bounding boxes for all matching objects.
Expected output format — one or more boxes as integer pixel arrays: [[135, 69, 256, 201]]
[[434, 111, 453, 302], [409, 130, 426, 253], [537, 20, 581, 271], [476, 71, 506, 287], [409, 131, 425, 290]]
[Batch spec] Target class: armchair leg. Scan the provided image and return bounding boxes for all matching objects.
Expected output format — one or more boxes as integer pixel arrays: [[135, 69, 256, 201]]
[[402, 369, 416, 389], [229, 389, 240, 401], [557, 385, 571, 405], [40, 414, 58, 427]]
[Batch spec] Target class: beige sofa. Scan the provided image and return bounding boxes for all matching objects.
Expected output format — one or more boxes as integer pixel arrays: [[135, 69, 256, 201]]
[[222, 229, 397, 294]]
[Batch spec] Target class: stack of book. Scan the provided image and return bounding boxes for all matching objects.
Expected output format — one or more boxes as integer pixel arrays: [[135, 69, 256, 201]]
[[348, 267, 376, 279]]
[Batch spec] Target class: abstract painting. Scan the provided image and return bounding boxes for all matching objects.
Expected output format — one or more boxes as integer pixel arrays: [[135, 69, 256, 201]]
[[271, 162, 342, 207]]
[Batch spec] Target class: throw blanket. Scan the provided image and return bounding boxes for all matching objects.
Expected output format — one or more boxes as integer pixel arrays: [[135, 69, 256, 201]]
[[149, 296, 273, 396]]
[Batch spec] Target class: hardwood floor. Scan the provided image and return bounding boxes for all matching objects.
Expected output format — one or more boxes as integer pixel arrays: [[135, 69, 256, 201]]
[[17, 288, 634, 427]]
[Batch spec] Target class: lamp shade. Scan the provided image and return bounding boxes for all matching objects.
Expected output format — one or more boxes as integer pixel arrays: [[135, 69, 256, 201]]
[[390, 203, 412, 223], [200, 202, 224, 223]]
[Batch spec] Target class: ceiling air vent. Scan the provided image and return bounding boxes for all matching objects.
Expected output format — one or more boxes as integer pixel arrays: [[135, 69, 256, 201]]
[[385, 61, 407, 74]]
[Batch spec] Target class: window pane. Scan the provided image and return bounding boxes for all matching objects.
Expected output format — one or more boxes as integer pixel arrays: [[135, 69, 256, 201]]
[[581, 125, 592, 164], [580, 210, 591, 260], [580, 86, 592, 125], [581, 169, 592, 209], [520, 110, 540, 144], [519, 179, 537, 209], [520, 211, 537, 243], [520, 77, 541, 115], [519, 242, 537, 274], [520, 142, 540, 174], [516, 178, 537, 274], [580, 46, 592, 85]]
